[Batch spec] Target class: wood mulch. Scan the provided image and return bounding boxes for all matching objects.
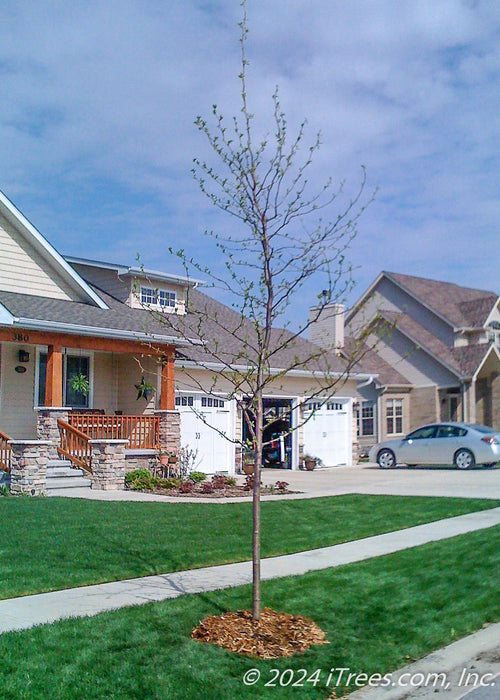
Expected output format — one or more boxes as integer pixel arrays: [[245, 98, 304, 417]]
[[150, 485, 297, 498], [191, 607, 328, 658]]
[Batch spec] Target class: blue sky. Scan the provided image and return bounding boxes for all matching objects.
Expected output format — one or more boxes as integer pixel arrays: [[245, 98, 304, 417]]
[[1, 0, 499, 323]]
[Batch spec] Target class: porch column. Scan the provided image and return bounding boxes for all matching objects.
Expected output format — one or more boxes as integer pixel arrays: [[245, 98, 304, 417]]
[[45, 344, 63, 407], [160, 349, 175, 410]]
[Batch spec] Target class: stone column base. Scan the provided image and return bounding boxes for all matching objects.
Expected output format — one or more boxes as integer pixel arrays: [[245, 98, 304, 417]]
[[35, 407, 69, 460], [90, 439, 128, 490], [9, 440, 52, 496], [154, 410, 181, 456]]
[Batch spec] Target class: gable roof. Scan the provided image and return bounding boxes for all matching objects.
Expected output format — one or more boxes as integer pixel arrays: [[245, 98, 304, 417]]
[[385, 271, 498, 329], [343, 336, 411, 387], [379, 310, 494, 380], [0, 190, 108, 309]]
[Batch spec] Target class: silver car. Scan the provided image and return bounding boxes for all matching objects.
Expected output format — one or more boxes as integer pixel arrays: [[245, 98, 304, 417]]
[[369, 422, 500, 469]]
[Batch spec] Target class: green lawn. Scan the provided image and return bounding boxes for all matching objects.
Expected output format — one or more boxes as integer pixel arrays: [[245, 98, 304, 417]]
[[1, 526, 498, 699], [0, 494, 498, 599]]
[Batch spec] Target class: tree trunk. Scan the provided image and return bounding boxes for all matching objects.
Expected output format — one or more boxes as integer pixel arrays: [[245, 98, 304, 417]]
[[252, 391, 263, 620]]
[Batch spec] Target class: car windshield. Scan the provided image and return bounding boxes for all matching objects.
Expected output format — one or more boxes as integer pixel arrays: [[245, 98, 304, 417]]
[[465, 424, 495, 434]]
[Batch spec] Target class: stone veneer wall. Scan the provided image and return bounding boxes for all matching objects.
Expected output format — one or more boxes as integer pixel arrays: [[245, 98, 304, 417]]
[[154, 410, 181, 456], [9, 440, 51, 495], [35, 407, 69, 459], [90, 439, 128, 490], [125, 451, 157, 473]]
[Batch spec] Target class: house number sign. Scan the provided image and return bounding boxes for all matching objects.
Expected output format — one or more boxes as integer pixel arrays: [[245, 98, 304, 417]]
[[13, 333, 30, 343]]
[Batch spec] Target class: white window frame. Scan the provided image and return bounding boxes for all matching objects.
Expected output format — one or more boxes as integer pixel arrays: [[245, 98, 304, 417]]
[[140, 286, 177, 309], [386, 398, 403, 436], [357, 401, 375, 437]]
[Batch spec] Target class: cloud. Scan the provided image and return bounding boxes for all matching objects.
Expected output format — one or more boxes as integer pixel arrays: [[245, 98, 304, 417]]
[[0, 0, 498, 321]]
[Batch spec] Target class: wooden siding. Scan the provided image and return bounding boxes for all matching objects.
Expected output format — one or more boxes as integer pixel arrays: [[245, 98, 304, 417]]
[[0, 342, 37, 438], [0, 212, 81, 301], [93, 352, 118, 414], [71, 264, 130, 303]]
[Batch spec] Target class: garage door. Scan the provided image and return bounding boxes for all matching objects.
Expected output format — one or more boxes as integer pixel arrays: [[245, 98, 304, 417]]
[[176, 393, 233, 474], [302, 400, 351, 467]]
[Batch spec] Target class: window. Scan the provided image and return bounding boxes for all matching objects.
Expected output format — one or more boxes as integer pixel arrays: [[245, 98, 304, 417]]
[[158, 290, 176, 308], [436, 425, 467, 438], [386, 398, 403, 435], [407, 425, 436, 440], [140, 287, 157, 305], [357, 401, 375, 436], [141, 286, 177, 308], [37, 353, 91, 408]]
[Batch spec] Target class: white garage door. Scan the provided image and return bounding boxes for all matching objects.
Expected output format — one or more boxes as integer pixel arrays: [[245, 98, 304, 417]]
[[302, 400, 351, 467], [176, 393, 233, 474]]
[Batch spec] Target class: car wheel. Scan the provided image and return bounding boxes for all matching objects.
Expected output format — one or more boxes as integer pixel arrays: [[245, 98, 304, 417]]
[[454, 448, 475, 470], [377, 448, 396, 469]]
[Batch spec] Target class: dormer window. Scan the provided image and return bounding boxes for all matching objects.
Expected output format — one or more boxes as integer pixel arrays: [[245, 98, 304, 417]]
[[140, 286, 176, 308]]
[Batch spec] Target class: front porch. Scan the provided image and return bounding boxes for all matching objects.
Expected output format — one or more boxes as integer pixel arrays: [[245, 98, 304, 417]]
[[0, 328, 180, 493]]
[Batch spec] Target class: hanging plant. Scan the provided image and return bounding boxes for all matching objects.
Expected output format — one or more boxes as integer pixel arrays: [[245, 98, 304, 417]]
[[69, 373, 90, 397], [135, 376, 156, 400]]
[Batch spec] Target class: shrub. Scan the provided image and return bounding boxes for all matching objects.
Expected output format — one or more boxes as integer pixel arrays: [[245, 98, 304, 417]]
[[211, 474, 230, 490], [225, 476, 237, 486], [124, 469, 155, 491], [275, 480, 289, 491], [155, 477, 181, 490], [243, 475, 261, 491], [179, 480, 195, 494], [201, 482, 214, 494], [0, 484, 11, 497], [190, 471, 207, 483]]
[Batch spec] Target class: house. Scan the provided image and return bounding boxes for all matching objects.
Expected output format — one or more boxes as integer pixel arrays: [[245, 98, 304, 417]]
[[346, 271, 500, 453], [0, 189, 369, 493]]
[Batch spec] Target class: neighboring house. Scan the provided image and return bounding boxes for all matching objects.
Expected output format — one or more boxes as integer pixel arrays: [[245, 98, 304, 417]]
[[0, 189, 370, 490], [346, 271, 500, 453]]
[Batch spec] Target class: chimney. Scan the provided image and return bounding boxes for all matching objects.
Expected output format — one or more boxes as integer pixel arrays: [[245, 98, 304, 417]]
[[308, 301, 345, 351]]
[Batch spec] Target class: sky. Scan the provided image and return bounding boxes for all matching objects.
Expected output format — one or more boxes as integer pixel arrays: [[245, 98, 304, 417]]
[[1, 0, 499, 324]]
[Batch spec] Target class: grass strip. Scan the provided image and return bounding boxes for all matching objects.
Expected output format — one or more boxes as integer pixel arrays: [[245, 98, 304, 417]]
[[0, 526, 498, 699], [0, 494, 497, 599]]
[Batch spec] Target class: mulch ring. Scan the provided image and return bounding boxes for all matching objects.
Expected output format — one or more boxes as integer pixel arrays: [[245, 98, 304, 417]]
[[191, 607, 328, 658]]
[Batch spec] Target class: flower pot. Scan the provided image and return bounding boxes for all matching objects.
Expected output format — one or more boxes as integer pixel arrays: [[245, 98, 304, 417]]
[[304, 459, 316, 471], [242, 451, 256, 475], [159, 455, 170, 466]]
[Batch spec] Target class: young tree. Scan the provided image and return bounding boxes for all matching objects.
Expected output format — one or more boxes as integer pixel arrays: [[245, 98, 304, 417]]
[[147, 2, 372, 622]]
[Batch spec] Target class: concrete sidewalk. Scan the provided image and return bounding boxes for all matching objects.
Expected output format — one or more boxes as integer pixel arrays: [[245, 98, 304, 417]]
[[349, 622, 500, 699], [1, 506, 499, 635]]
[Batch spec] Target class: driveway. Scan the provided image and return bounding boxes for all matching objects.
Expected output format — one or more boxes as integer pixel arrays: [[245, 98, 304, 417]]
[[259, 464, 500, 500]]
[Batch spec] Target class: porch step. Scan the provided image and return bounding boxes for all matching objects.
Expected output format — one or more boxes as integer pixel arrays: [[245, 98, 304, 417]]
[[47, 476, 91, 490], [47, 461, 91, 490]]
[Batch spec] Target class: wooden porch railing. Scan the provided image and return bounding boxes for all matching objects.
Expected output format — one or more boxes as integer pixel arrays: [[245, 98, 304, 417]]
[[67, 413, 160, 450], [57, 420, 93, 474], [0, 430, 11, 473]]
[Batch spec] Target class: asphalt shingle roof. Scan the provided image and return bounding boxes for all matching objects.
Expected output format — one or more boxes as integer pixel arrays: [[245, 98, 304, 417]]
[[386, 271, 498, 328], [379, 310, 493, 379]]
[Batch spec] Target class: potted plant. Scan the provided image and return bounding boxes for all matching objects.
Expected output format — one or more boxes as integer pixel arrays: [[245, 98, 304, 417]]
[[242, 448, 256, 475], [69, 373, 90, 397], [303, 454, 318, 471], [135, 376, 156, 400]]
